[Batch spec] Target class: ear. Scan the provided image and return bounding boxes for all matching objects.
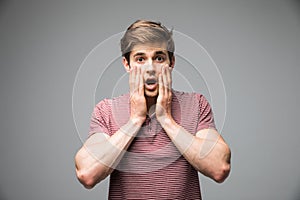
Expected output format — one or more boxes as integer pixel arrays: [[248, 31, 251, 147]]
[[170, 56, 175, 68], [122, 57, 130, 72]]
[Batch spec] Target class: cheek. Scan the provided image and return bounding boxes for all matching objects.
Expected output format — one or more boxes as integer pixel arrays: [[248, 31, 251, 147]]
[[157, 68, 162, 75], [130, 62, 144, 68], [156, 64, 164, 73]]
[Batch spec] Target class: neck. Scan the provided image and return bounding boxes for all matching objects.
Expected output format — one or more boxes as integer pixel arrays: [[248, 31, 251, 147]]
[[146, 96, 157, 116]]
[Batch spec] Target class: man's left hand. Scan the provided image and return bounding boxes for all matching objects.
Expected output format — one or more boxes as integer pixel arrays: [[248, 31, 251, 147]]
[[156, 64, 173, 125]]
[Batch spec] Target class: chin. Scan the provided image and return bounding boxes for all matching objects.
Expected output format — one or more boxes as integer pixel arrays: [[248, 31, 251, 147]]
[[144, 89, 158, 98]]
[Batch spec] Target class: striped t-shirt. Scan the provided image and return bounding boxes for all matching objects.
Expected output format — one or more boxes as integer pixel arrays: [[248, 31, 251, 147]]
[[89, 90, 216, 199]]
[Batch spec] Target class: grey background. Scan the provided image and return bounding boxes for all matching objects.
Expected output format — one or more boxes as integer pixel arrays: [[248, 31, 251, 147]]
[[1, 0, 300, 199]]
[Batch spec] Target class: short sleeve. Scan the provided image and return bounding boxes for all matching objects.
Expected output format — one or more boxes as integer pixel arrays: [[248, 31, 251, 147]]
[[88, 99, 111, 137], [196, 94, 217, 132]]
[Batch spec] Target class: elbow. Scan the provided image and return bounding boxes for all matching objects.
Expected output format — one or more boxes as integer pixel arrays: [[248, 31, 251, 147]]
[[213, 162, 231, 183], [198, 142, 231, 183], [76, 167, 110, 189], [214, 149, 231, 183], [75, 153, 111, 189], [76, 169, 98, 189]]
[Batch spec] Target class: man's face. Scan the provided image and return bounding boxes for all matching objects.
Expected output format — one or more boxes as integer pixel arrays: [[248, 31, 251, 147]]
[[123, 43, 174, 98]]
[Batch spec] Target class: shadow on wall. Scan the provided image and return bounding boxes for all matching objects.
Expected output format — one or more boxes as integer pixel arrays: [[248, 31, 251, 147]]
[[0, 0, 9, 17], [292, 0, 300, 16], [294, 193, 300, 200], [292, 179, 300, 200], [0, 188, 8, 200]]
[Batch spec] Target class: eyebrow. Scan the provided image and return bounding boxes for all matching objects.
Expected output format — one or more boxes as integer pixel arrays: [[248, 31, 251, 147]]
[[155, 51, 167, 55], [133, 51, 167, 57], [133, 52, 145, 57]]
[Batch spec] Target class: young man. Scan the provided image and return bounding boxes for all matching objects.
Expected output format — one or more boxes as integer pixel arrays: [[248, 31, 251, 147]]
[[75, 20, 231, 199]]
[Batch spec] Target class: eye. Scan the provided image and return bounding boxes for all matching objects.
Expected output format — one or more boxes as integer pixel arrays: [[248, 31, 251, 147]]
[[136, 57, 144, 62], [155, 56, 165, 62]]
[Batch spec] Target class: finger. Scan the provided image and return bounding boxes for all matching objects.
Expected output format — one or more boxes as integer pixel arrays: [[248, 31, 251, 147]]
[[162, 66, 172, 102], [166, 65, 172, 97], [158, 73, 164, 97], [162, 66, 169, 96], [165, 65, 172, 89], [129, 66, 136, 94], [138, 67, 144, 95], [134, 66, 140, 93]]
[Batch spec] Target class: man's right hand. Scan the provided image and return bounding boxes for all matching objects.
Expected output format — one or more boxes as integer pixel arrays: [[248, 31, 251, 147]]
[[129, 66, 147, 126]]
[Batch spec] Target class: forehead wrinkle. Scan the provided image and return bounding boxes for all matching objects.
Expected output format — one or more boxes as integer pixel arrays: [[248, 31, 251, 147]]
[[132, 42, 167, 52]]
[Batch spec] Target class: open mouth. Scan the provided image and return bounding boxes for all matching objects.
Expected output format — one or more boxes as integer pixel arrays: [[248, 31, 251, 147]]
[[145, 78, 158, 91], [145, 78, 157, 85]]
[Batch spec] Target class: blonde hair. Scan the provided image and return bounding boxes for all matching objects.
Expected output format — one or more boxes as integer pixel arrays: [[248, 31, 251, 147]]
[[120, 20, 175, 64]]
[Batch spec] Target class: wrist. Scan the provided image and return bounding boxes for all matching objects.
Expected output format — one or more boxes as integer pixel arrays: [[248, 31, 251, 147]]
[[129, 117, 145, 127], [120, 119, 143, 137], [157, 114, 175, 129]]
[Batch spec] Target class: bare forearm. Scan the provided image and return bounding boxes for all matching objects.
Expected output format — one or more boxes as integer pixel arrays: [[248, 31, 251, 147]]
[[89, 120, 141, 168], [75, 119, 142, 188], [160, 117, 231, 183]]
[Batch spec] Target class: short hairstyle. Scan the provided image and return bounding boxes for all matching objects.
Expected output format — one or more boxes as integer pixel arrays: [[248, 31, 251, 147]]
[[120, 20, 175, 65]]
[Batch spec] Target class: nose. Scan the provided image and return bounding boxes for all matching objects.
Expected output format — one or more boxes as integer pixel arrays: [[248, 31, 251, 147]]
[[145, 60, 155, 75]]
